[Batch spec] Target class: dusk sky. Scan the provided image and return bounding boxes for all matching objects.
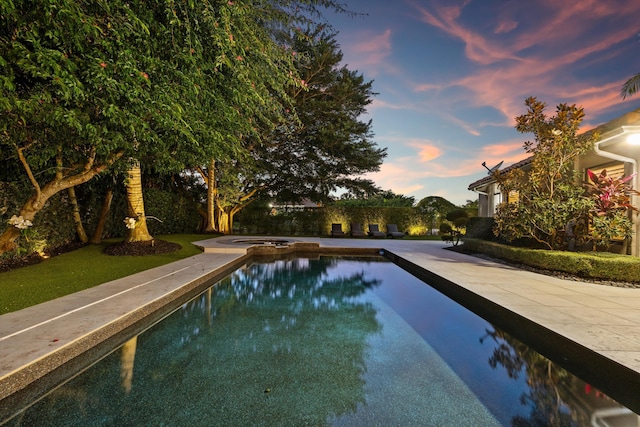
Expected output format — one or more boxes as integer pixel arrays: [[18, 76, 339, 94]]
[[325, 0, 640, 205]]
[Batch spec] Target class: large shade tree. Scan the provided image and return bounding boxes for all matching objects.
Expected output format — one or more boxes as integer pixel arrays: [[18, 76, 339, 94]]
[[114, 0, 300, 241], [0, 0, 348, 252], [0, 0, 151, 254], [211, 29, 387, 232]]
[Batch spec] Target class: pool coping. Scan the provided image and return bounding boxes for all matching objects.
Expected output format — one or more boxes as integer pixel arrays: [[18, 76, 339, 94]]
[[1, 236, 640, 419]]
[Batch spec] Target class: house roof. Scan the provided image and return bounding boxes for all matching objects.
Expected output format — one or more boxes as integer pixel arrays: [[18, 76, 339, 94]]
[[467, 156, 533, 191], [467, 106, 640, 192], [587, 108, 640, 137]]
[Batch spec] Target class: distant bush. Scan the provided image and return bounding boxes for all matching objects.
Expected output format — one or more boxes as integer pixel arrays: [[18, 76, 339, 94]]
[[465, 217, 495, 240]]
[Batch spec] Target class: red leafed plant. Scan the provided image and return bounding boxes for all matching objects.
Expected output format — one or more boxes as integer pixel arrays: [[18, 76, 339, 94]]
[[584, 169, 639, 247], [585, 169, 639, 216]]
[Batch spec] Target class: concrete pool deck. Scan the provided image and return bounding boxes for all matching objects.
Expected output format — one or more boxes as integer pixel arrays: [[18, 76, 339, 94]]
[[1, 236, 640, 415]]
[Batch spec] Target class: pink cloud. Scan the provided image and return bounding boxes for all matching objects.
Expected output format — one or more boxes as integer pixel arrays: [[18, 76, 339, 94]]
[[371, 135, 527, 183], [494, 19, 517, 34], [406, 140, 443, 162], [340, 28, 397, 76], [410, 1, 524, 65], [336, 1, 640, 203], [407, 0, 640, 125]]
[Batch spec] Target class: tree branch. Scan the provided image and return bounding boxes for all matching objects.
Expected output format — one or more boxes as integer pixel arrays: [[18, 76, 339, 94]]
[[16, 143, 42, 200]]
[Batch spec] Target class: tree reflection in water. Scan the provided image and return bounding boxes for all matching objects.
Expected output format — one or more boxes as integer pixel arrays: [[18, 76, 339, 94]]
[[16, 256, 383, 427], [482, 328, 630, 427]]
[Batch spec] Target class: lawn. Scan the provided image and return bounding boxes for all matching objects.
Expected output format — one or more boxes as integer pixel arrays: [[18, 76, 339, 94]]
[[0, 234, 215, 315]]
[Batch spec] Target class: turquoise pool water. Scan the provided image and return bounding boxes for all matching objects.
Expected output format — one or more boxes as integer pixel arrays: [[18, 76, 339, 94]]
[[6, 256, 636, 426]]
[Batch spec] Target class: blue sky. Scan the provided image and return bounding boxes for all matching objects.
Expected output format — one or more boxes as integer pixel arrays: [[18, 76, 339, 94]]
[[325, 0, 640, 205]]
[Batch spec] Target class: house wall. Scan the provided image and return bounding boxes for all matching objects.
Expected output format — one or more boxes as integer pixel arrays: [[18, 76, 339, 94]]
[[474, 182, 501, 217]]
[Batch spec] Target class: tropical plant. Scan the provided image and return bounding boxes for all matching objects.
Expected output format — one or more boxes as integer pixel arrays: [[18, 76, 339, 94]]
[[621, 72, 640, 99], [493, 97, 598, 250], [584, 169, 639, 246]]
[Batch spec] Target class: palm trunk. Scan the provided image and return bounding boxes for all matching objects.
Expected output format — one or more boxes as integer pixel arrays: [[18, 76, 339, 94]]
[[120, 336, 138, 394], [124, 160, 153, 243], [218, 209, 229, 233], [197, 159, 221, 233], [205, 158, 218, 233]]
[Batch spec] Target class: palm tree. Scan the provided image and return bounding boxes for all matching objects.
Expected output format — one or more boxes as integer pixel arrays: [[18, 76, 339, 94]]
[[124, 159, 153, 243], [621, 72, 640, 99]]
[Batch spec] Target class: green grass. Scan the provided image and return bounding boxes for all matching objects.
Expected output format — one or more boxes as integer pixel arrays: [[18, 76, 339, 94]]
[[0, 234, 215, 315]]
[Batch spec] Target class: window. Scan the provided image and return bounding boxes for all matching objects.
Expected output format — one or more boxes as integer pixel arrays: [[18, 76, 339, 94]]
[[586, 162, 625, 183]]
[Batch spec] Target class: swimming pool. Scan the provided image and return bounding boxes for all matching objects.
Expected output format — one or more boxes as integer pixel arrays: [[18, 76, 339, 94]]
[[4, 256, 638, 426]]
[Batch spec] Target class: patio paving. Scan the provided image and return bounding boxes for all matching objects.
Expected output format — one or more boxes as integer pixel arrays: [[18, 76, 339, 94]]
[[1, 236, 639, 417]]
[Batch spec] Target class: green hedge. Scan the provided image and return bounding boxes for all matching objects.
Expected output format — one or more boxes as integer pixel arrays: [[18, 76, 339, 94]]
[[141, 188, 202, 235], [234, 205, 431, 236], [462, 238, 640, 282]]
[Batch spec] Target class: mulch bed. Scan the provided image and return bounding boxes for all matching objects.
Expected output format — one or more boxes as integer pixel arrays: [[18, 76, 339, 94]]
[[103, 239, 181, 256], [0, 241, 88, 273]]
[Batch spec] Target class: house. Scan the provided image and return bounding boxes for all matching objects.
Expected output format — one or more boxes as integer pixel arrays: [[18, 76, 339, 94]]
[[468, 107, 640, 256]]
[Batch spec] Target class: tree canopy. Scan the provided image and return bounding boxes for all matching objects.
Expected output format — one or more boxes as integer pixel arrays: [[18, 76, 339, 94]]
[[0, 0, 366, 253], [206, 28, 387, 231], [252, 29, 386, 204], [338, 190, 414, 207]]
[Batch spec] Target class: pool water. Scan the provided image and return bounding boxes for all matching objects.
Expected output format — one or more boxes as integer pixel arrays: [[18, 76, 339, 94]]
[[7, 256, 637, 426]]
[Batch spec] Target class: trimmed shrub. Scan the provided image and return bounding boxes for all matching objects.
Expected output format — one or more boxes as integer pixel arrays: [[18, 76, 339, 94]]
[[462, 238, 640, 282]]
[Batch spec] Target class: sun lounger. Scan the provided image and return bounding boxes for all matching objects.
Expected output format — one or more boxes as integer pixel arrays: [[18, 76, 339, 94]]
[[350, 223, 367, 238], [330, 223, 345, 237], [386, 224, 405, 239], [368, 224, 386, 238]]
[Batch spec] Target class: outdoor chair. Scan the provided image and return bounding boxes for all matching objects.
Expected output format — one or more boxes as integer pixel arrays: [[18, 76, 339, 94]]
[[386, 224, 405, 239], [367, 224, 386, 238], [330, 223, 345, 237], [350, 223, 367, 238]]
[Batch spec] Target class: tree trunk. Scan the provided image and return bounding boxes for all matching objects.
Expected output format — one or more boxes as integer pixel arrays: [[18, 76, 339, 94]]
[[218, 210, 230, 234], [196, 160, 221, 233], [90, 187, 113, 244], [205, 158, 218, 233], [68, 186, 89, 243], [124, 160, 153, 243], [0, 149, 122, 256], [0, 227, 21, 254], [120, 336, 138, 394]]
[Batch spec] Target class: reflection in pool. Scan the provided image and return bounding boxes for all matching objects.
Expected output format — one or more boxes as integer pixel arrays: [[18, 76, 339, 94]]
[[7, 256, 638, 426]]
